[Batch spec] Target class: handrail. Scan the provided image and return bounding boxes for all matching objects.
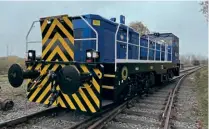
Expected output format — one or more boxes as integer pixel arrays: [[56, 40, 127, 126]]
[[126, 27, 129, 60], [114, 24, 173, 67], [138, 36, 141, 60], [147, 35, 150, 60], [115, 24, 121, 72], [166, 44, 167, 61], [25, 16, 99, 55], [74, 38, 97, 41], [171, 43, 173, 61], [154, 40, 156, 61], [160, 43, 162, 61], [80, 16, 98, 51], [25, 15, 173, 64], [25, 20, 39, 53]]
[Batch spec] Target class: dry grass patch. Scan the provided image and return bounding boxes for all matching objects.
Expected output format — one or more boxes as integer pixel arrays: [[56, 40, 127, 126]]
[[195, 66, 208, 128]]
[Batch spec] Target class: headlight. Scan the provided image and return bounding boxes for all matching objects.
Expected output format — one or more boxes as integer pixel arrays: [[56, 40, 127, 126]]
[[92, 52, 97, 58], [28, 52, 33, 57], [86, 52, 92, 58], [27, 50, 36, 61]]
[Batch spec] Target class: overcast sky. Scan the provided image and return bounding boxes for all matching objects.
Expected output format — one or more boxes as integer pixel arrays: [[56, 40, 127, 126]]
[[0, 1, 208, 57]]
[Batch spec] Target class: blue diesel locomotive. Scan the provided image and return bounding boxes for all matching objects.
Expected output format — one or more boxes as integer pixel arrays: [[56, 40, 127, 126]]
[[8, 14, 180, 113]]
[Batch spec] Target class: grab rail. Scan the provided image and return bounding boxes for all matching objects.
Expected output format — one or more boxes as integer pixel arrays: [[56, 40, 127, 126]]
[[25, 21, 40, 53], [25, 15, 99, 56], [114, 25, 172, 71], [115, 24, 120, 71], [80, 16, 98, 51]]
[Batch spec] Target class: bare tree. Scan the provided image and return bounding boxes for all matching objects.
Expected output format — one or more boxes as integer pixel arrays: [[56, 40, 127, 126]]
[[129, 21, 150, 36], [180, 54, 191, 65], [200, 1, 208, 21], [180, 54, 208, 65]]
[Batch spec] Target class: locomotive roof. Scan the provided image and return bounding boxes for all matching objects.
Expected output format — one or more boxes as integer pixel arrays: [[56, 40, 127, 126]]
[[40, 14, 178, 45], [148, 33, 178, 39], [140, 33, 179, 45], [73, 14, 138, 34]]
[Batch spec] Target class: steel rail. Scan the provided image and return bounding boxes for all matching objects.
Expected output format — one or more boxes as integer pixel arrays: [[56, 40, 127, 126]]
[[0, 66, 203, 129], [161, 91, 172, 120], [69, 103, 118, 129], [163, 66, 204, 129], [0, 107, 61, 128], [86, 97, 138, 129], [80, 66, 203, 129]]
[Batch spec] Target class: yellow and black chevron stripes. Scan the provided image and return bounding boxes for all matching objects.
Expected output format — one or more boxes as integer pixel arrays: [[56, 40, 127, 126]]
[[40, 16, 74, 44], [27, 63, 102, 113], [80, 65, 100, 93], [40, 15, 74, 61], [26, 64, 42, 88], [27, 50, 80, 110], [42, 33, 74, 60], [25, 15, 102, 113], [83, 83, 100, 108], [26, 51, 102, 113]]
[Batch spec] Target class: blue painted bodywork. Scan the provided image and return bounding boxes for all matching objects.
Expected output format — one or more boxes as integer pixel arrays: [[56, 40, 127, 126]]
[[72, 14, 179, 64]]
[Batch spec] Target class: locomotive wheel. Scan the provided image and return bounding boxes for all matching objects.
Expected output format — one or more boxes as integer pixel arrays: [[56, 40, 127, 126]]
[[168, 70, 174, 79], [150, 72, 155, 86], [144, 79, 150, 97], [136, 74, 143, 96], [162, 74, 169, 83]]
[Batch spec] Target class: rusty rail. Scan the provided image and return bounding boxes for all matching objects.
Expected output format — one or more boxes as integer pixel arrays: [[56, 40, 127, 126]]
[[161, 91, 172, 120], [86, 97, 137, 129], [71, 66, 204, 129], [0, 107, 61, 128], [162, 66, 203, 129]]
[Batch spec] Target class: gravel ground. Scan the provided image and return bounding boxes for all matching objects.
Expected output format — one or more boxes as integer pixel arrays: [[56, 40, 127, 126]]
[[139, 99, 166, 105], [12, 110, 90, 129], [129, 106, 163, 115], [105, 83, 176, 129], [0, 75, 91, 129], [0, 67, 200, 129], [172, 70, 204, 129], [105, 74, 206, 129], [144, 97, 167, 103], [0, 75, 47, 123], [117, 114, 160, 124], [134, 103, 164, 110], [107, 121, 158, 129]]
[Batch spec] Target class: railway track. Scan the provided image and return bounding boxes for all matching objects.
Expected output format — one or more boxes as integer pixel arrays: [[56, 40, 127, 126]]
[[0, 107, 61, 128], [161, 67, 203, 129], [72, 66, 203, 129], [0, 66, 201, 129]]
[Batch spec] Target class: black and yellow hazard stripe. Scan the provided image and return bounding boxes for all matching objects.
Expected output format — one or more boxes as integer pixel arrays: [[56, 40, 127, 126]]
[[40, 15, 74, 61], [26, 15, 102, 113]]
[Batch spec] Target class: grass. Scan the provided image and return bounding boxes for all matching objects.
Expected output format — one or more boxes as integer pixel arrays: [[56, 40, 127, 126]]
[[0, 56, 27, 99], [0, 56, 27, 96], [0, 56, 25, 74], [195, 66, 208, 128]]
